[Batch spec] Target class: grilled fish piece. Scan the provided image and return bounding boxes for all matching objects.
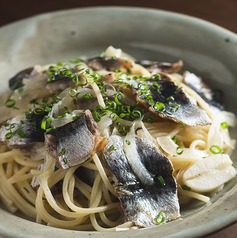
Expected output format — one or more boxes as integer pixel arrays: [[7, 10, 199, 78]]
[[130, 73, 212, 126], [45, 110, 108, 169], [136, 60, 183, 74], [183, 71, 224, 110], [87, 57, 133, 71], [9, 67, 34, 91], [102, 135, 180, 227], [0, 113, 45, 152]]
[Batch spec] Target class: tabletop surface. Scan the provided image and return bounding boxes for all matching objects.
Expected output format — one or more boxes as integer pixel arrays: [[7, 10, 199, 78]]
[[0, 0, 237, 237]]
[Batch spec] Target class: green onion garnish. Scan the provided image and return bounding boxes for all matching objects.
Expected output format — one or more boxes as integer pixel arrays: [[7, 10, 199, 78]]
[[182, 184, 191, 191], [63, 158, 68, 164], [179, 121, 185, 128], [210, 145, 221, 154], [23, 187, 30, 193], [155, 212, 165, 225], [157, 175, 165, 186], [125, 139, 131, 145], [61, 148, 66, 155], [176, 146, 184, 155], [172, 136, 179, 144], [41, 116, 52, 130], [155, 102, 165, 111], [4, 99, 18, 109], [110, 145, 115, 151], [146, 117, 154, 123], [221, 122, 228, 129]]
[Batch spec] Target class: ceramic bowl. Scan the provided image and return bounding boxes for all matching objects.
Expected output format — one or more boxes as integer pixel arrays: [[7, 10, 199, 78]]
[[0, 6, 237, 238]]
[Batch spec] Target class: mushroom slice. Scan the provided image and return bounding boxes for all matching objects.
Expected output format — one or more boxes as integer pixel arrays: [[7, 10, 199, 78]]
[[102, 135, 180, 227], [45, 110, 108, 169], [136, 60, 183, 74], [87, 57, 133, 71], [183, 71, 224, 110], [130, 73, 212, 126]]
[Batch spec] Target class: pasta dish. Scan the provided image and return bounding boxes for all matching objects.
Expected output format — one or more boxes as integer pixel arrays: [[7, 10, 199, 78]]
[[0, 46, 236, 231]]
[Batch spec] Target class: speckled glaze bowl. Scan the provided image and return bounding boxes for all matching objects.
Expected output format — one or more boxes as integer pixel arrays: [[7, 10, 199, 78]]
[[0, 6, 237, 238]]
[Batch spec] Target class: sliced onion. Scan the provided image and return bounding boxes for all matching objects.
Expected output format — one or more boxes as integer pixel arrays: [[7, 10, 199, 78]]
[[157, 136, 208, 158]]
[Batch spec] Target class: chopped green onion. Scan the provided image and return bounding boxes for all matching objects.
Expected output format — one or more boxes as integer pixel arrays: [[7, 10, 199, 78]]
[[182, 184, 191, 191], [63, 158, 68, 164], [68, 88, 77, 98], [99, 52, 104, 57], [61, 148, 66, 155], [25, 109, 33, 119], [109, 113, 118, 121], [125, 139, 131, 145], [92, 105, 103, 122], [34, 107, 45, 115], [179, 121, 185, 128], [167, 96, 174, 101], [157, 175, 165, 186], [173, 103, 180, 112], [18, 88, 23, 94], [146, 117, 154, 123], [155, 102, 165, 111], [30, 99, 38, 105], [4, 99, 18, 109], [5, 132, 13, 139], [172, 136, 179, 144], [110, 145, 115, 151], [23, 187, 30, 193], [69, 58, 84, 63], [85, 93, 94, 100], [42, 97, 49, 103], [76, 92, 85, 100], [210, 145, 222, 154], [41, 116, 52, 130], [221, 122, 228, 129], [155, 212, 165, 225], [53, 96, 62, 103], [102, 84, 117, 97], [176, 146, 184, 155], [114, 92, 124, 105], [145, 95, 152, 100], [17, 129, 26, 138]]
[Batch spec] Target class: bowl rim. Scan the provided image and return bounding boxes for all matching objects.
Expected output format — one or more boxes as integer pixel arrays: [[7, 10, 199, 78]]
[[0, 6, 237, 238]]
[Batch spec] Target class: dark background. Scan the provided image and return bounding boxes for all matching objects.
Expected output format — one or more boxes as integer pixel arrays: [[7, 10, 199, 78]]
[[0, 0, 237, 237]]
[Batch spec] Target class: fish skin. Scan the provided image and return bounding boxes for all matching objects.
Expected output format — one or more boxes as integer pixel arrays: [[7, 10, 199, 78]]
[[183, 71, 224, 110], [136, 60, 183, 74], [0, 113, 45, 152], [102, 135, 180, 227], [130, 73, 212, 126], [9, 67, 33, 90], [87, 57, 133, 71], [45, 110, 107, 169]]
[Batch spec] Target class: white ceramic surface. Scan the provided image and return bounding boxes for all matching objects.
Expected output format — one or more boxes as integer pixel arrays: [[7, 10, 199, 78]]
[[0, 6, 237, 238]]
